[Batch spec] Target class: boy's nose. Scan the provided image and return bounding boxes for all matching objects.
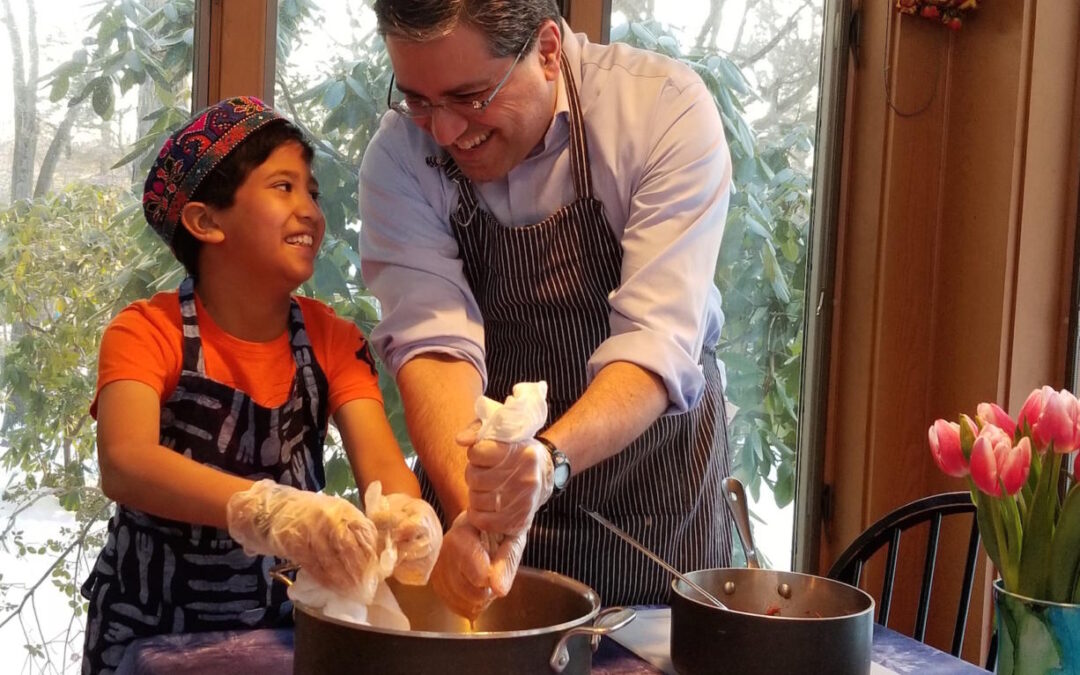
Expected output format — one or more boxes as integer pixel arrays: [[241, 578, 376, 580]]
[[428, 107, 469, 147], [295, 192, 321, 222]]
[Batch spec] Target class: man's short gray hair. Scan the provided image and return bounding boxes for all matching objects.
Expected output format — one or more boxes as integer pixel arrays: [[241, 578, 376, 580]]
[[373, 0, 561, 58]]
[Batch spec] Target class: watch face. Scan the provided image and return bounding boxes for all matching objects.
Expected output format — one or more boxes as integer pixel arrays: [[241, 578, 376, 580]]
[[553, 459, 570, 489]]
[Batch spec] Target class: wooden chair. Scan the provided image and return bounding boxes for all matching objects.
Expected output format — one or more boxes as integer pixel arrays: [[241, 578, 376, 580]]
[[826, 491, 996, 668]]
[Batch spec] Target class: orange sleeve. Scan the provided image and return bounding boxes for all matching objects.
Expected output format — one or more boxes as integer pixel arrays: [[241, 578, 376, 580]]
[[92, 292, 184, 418], [298, 298, 384, 414]]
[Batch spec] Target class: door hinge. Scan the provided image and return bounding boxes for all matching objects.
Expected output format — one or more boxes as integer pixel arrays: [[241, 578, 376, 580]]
[[821, 483, 834, 524], [848, 9, 862, 67]]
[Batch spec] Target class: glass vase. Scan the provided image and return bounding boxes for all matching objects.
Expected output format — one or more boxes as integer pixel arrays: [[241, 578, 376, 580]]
[[994, 580, 1080, 674]]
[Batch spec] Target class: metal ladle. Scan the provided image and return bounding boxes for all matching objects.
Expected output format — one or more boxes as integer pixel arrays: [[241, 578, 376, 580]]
[[582, 507, 729, 610], [722, 477, 762, 570]]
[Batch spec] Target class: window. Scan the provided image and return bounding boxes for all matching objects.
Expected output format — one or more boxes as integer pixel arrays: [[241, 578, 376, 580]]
[[274, 0, 409, 496], [0, 1, 195, 669], [609, 0, 827, 570]]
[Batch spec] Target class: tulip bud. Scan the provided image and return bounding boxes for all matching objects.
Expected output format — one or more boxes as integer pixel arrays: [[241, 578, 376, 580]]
[[977, 402, 1016, 440], [929, 419, 968, 477]]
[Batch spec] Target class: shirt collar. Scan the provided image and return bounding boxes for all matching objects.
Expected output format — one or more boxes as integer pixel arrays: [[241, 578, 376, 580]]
[[531, 20, 575, 157]]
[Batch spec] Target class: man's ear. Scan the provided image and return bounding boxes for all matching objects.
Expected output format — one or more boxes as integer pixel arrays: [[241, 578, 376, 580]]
[[535, 18, 562, 82], [179, 201, 226, 244]]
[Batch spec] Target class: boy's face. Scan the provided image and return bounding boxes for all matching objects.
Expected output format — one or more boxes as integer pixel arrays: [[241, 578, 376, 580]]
[[211, 141, 324, 290]]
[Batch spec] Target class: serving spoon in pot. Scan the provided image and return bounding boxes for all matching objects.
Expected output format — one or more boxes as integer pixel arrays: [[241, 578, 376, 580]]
[[722, 477, 762, 570], [582, 507, 729, 610]]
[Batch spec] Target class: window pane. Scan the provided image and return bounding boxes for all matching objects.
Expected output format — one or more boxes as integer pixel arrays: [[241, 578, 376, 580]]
[[0, 0, 195, 668], [610, 0, 825, 570], [275, 0, 408, 497]]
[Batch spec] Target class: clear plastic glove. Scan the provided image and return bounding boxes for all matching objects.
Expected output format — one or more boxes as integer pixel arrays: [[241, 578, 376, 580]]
[[429, 513, 496, 620], [363, 481, 443, 586], [226, 479, 380, 595], [488, 528, 528, 598], [463, 434, 554, 535], [463, 381, 553, 536]]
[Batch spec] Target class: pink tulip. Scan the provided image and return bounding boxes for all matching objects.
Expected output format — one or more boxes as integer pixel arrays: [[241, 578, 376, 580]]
[[929, 419, 968, 477], [1017, 386, 1052, 435], [977, 402, 1017, 439], [970, 429, 1031, 496], [1017, 387, 1080, 453], [1039, 390, 1080, 454]]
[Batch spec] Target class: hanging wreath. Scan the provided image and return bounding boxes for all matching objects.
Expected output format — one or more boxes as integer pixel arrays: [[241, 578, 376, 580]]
[[896, 0, 980, 31]]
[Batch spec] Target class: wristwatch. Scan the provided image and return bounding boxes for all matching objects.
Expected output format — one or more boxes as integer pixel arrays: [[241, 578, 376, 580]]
[[536, 436, 571, 494]]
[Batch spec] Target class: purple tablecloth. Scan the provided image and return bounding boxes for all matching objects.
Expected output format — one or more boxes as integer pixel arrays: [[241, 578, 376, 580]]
[[115, 620, 989, 674]]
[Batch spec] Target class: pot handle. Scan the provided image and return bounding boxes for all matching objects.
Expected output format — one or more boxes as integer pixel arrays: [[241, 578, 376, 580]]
[[549, 606, 636, 673], [269, 562, 299, 587]]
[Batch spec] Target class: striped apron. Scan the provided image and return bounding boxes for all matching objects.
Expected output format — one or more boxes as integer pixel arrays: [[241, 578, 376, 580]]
[[80, 277, 329, 674], [420, 57, 732, 606]]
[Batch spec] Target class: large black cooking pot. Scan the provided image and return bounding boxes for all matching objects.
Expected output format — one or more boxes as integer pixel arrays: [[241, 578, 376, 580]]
[[670, 567, 875, 674], [285, 567, 634, 675]]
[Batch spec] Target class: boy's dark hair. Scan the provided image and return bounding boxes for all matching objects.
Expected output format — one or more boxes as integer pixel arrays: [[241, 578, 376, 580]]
[[172, 119, 315, 278]]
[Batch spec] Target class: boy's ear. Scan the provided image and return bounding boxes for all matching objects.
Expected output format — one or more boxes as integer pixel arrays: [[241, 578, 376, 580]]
[[179, 201, 226, 244]]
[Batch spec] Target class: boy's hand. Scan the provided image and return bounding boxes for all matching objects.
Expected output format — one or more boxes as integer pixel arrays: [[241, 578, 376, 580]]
[[364, 484, 443, 585], [226, 479, 380, 593]]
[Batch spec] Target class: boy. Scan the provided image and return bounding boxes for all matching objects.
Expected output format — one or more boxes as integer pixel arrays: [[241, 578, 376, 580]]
[[81, 97, 440, 674]]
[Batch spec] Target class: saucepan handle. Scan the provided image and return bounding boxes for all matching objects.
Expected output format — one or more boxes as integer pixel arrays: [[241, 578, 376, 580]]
[[269, 561, 300, 587], [549, 606, 636, 673]]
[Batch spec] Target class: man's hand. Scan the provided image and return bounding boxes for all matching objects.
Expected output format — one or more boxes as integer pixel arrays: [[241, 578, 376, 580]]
[[460, 428, 554, 535], [429, 514, 496, 620]]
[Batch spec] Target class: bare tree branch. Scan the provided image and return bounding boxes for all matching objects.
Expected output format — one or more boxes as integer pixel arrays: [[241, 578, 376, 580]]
[[694, 0, 727, 50], [34, 104, 80, 198], [734, 0, 814, 68], [0, 502, 106, 632]]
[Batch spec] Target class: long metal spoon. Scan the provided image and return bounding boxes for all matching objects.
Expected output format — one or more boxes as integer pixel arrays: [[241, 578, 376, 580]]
[[722, 477, 762, 570], [582, 507, 729, 610]]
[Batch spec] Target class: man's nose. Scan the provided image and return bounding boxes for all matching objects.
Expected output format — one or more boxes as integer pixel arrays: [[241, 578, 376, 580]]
[[428, 106, 469, 146]]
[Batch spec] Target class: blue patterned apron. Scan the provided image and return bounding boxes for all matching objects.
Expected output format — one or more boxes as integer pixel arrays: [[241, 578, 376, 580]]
[[80, 277, 329, 674], [420, 56, 732, 606]]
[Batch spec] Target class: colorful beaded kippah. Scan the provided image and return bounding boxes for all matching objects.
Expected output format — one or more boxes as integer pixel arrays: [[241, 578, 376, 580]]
[[142, 96, 284, 246]]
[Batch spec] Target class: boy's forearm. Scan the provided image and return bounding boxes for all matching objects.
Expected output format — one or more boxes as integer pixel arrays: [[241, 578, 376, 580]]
[[396, 353, 484, 522], [334, 397, 421, 498], [100, 440, 253, 529]]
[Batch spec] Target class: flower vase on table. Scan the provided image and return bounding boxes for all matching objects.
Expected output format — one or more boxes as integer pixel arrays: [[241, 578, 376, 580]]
[[993, 580, 1080, 675], [928, 387, 1080, 674]]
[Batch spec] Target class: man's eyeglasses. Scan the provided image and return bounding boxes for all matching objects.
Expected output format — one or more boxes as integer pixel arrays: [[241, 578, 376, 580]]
[[386, 36, 534, 119]]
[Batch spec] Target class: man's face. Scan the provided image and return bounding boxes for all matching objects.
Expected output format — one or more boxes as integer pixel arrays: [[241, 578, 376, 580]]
[[386, 20, 561, 183]]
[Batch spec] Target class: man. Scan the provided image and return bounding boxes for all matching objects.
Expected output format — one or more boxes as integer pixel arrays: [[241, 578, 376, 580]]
[[359, 0, 733, 614]]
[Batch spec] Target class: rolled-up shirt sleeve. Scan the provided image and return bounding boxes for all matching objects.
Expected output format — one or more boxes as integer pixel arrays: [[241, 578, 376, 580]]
[[358, 115, 488, 383], [587, 76, 731, 413]]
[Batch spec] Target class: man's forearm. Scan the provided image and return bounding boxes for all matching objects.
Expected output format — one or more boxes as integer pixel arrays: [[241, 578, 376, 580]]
[[397, 353, 485, 522], [541, 361, 669, 473]]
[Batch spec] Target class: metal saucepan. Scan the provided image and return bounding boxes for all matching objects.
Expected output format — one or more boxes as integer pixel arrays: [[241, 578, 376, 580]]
[[669, 478, 874, 675], [271, 565, 634, 675]]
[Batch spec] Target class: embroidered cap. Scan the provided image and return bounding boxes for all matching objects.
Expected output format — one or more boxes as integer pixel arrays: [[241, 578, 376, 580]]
[[142, 96, 285, 247]]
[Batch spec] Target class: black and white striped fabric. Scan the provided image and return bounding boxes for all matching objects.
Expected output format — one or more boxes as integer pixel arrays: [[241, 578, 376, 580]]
[[81, 277, 329, 674], [420, 56, 732, 606]]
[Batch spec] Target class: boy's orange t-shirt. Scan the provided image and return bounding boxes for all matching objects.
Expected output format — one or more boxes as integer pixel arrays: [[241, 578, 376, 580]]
[[92, 290, 383, 418]]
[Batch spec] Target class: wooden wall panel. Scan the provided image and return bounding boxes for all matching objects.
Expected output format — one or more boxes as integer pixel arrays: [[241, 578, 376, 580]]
[[825, 0, 1080, 665]]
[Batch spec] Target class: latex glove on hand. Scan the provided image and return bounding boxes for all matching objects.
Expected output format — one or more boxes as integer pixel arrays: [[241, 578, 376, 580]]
[[488, 527, 528, 598], [463, 381, 553, 536], [463, 435, 554, 535], [226, 479, 381, 598], [363, 481, 443, 586], [429, 513, 497, 621]]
